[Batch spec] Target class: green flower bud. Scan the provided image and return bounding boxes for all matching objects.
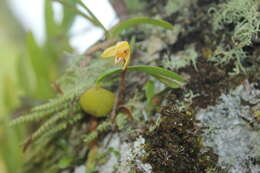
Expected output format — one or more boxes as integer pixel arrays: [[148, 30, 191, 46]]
[[79, 87, 115, 117]]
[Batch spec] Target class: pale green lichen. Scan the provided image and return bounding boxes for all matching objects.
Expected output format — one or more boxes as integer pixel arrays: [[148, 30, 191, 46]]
[[197, 84, 260, 172], [115, 113, 129, 130], [162, 44, 198, 70], [212, 0, 259, 48], [210, 46, 247, 71], [209, 0, 259, 71], [212, 0, 259, 47]]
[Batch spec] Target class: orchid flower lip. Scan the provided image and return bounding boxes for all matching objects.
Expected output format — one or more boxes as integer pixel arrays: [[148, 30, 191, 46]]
[[115, 57, 125, 66]]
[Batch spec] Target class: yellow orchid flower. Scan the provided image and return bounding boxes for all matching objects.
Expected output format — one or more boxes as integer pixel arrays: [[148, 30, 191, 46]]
[[101, 41, 130, 70]]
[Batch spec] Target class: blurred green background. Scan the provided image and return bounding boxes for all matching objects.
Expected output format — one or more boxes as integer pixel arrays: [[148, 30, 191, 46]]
[[0, 0, 77, 172]]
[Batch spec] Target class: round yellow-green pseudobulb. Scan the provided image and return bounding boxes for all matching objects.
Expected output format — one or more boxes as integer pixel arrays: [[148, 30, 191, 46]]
[[79, 87, 115, 118]]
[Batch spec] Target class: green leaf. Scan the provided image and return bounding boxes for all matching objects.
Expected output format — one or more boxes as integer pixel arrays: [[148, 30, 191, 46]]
[[26, 32, 46, 77], [0, 117, 25, 173], [96, 65, 185, 88], [45, 0, 60, 38], [54, 0, 99, 27], [76, 0, 108, 34], [144, 80, 155, 102], [2, 75, 19, 111], [16, 55, 35, 96], [144, 80, 156, 112], [110, 17, 173, 37], [61, 0, 77, 33], [26, 32, 54, 98]]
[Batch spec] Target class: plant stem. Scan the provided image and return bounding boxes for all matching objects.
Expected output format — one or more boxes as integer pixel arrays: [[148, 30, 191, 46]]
[[110, 69, 127, 122], [118, 69, 127, 105]]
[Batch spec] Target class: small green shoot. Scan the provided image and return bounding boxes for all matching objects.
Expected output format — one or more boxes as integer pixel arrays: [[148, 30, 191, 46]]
[[144, 80, 155, 112], [144, 80, 155, 103]]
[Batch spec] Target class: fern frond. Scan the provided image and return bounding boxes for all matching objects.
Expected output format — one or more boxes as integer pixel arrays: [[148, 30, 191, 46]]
[[10, 109, 54, 126], [31, 91, 80, 112], [96, 121, 112, 132], [83, 121, 112, 144], [24, 112, 84, 167], [40, 113, 84, 139], [83, 131, 98, 144], [42, 123, 67, 138], [67, 112, 84, 124], [31, 104, 81, 140], [9, 101, 74, 126]]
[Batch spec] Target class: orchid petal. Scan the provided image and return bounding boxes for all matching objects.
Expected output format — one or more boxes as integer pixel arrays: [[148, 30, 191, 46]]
[[101, 46, 117, 58]]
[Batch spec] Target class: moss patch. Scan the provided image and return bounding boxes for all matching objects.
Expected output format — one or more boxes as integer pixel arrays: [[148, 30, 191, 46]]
[[142, 107, 224, 173]]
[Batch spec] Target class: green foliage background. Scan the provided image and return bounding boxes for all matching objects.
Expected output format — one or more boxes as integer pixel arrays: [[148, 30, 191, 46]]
[[0, 0, 76, 172]]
